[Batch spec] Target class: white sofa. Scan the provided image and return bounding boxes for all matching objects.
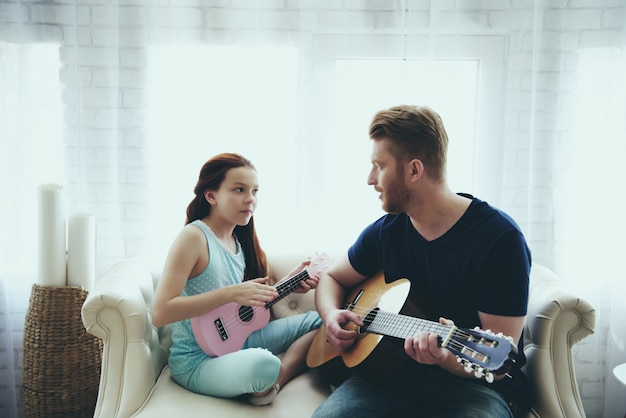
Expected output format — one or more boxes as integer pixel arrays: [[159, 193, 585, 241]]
[[81, 253, 596, 418]]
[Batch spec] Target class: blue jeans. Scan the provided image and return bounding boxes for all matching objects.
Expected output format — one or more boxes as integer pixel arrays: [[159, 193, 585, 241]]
[[173, 311, 321, 398], [312, 367, 522, 418]]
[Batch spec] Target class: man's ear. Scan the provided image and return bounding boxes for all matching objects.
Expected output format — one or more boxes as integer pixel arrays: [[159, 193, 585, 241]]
[[409, 159, 424, 179]]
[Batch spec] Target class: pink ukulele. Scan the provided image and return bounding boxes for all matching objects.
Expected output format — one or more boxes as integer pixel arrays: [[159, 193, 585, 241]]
[[191, 252, 332, 357]]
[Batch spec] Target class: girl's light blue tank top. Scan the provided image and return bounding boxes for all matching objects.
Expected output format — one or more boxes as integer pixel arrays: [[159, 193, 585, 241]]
[[168, 220, 245, 376]]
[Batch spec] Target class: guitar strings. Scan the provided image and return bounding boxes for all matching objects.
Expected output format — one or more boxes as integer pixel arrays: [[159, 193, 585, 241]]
[[200, 270, 311, 334], [269, 270, 310, 307], [195, 254, 330, 347], [344, 305, 490, 366], [199, 260, 499, 371], [209, 293, 489, 366]]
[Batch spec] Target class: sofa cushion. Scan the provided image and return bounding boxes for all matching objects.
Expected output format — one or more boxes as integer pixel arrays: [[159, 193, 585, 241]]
[[130, 366, 331, 418]]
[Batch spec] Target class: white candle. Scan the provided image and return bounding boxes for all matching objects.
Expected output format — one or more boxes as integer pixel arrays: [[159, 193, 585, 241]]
[[67, 213, 97, 291], [37, 184, 67, 286]]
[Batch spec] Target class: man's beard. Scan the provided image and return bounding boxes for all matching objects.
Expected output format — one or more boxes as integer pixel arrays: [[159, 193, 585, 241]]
[[382, 173, 410, 214]]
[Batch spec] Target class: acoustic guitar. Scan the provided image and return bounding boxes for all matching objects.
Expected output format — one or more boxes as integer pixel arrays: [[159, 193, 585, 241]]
[[192, 252, 331, 357], [306, 272, 518, 383]]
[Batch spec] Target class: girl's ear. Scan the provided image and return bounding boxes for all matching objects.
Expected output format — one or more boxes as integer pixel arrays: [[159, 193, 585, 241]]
[[204, 190, 216, 204]]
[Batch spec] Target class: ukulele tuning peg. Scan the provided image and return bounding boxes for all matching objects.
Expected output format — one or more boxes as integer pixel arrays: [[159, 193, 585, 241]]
[[474, 367, 484, 379], [485, 372, 494, 383]]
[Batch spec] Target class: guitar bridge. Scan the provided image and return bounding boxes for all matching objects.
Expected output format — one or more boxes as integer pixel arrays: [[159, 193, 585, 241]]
[[214, 318, 229, 341]]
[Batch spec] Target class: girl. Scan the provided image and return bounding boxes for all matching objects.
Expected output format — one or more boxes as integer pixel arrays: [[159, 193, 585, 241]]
[[152, 153, 321, 405]]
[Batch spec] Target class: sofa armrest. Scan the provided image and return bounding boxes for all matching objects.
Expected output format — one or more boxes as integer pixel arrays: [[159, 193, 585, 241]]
[[82, 260, 169, 418], [524, 264, 596, 418]]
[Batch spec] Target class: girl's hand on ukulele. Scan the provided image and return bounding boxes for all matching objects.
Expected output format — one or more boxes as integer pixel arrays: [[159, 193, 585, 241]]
[[296, 274, 319, 293], [232, 277, 278, 307], [282, 259, 319, 294]]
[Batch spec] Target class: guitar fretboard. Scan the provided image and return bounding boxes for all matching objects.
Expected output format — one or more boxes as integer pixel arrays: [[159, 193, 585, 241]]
[[363, 310, 455, 343]]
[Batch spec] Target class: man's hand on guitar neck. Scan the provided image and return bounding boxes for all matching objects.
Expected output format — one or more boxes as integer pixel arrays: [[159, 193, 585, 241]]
[[404, 316, 510, 382], [404, 316, 455, 369], [324, 309, 365, 352]]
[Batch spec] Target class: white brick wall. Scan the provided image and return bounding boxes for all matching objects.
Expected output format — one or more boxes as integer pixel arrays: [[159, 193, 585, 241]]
[[0, 282, 28, 418], [2, 1, 623, 417]]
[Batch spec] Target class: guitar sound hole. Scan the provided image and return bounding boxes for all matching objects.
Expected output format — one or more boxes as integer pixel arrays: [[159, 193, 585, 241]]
[[239, 305, 254, 322], [359, 308, 378, 334]]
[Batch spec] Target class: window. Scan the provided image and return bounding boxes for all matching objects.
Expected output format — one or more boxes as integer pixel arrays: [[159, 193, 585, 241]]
[[554, 47, 626, 284], [147, 46, 301, 255], [305, 34, 505, 251], [146, 36, 505, 256], [326, 57, 479, 226], [0, 43, 65, 286]]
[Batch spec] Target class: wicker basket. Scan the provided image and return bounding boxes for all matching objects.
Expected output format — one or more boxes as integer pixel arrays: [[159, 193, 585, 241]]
[[22, 284, 103, 418]]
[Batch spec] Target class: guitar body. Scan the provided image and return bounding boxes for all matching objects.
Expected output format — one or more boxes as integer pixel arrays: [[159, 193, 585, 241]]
[[307, 273, 416, 382], [192, 303, 270, 357]]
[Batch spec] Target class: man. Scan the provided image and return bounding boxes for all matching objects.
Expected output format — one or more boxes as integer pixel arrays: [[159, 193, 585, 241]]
[[312, 105, 531, 417]]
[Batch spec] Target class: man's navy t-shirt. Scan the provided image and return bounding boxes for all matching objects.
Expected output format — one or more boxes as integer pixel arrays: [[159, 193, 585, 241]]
[[347, 195, 532, 410]]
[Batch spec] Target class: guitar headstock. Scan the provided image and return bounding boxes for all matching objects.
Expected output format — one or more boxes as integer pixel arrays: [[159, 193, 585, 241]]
[[306, 252, 332, 278], [447, 326, 518, 383]]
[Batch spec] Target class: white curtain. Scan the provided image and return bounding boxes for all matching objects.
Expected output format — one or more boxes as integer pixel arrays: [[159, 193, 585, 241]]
[[1, 1, 625, 417]]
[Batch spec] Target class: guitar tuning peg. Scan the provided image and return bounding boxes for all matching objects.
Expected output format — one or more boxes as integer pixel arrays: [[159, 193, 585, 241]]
[[464, 362, 473, 374], [485, 372, 494, 383], [474, 367, 484, 379]]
